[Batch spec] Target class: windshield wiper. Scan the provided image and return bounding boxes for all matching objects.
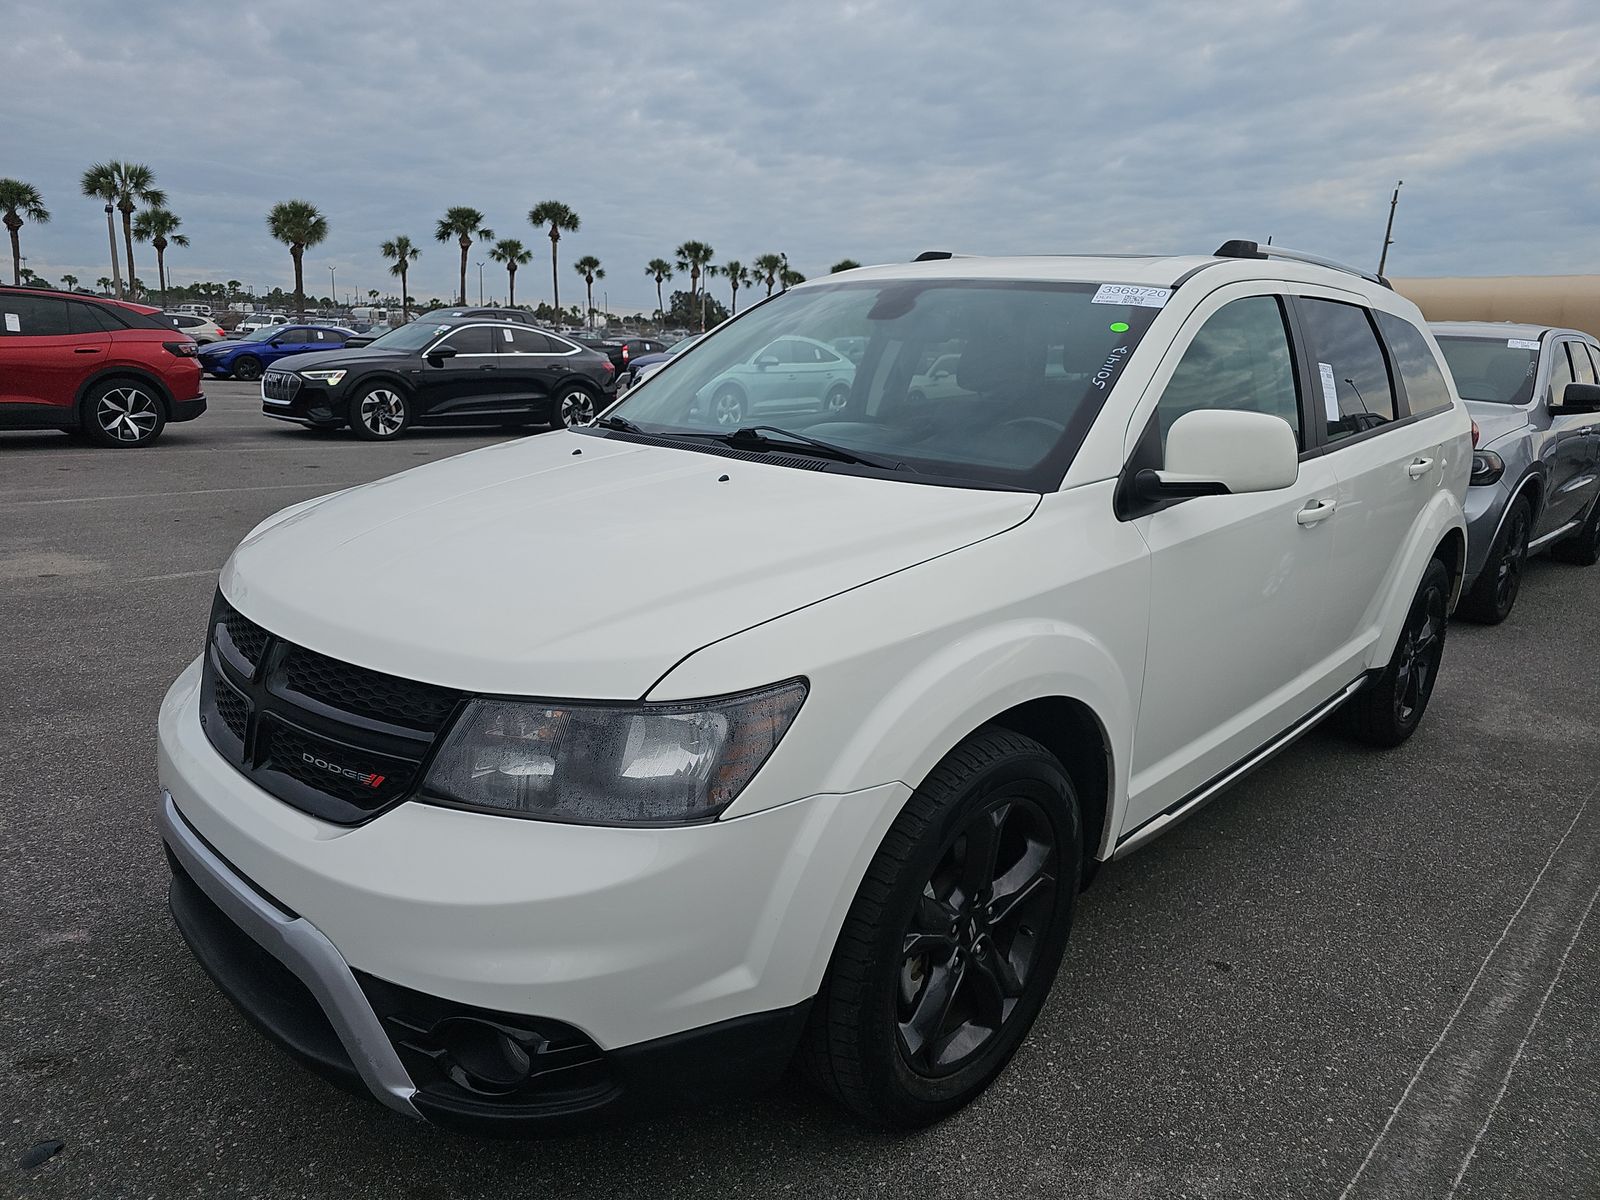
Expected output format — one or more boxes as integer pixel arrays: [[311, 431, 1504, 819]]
[[593, 414, 644, 433], [690, 425, 909, 472]]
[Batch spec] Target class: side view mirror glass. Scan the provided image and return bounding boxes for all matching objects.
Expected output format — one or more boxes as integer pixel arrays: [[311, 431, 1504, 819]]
[[1553, 381, 1600, 413], [1139, 409, 1299, 500]]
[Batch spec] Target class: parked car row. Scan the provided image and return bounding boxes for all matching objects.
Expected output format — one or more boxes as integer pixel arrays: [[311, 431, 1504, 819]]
[[149, 242, 1600, 1139]]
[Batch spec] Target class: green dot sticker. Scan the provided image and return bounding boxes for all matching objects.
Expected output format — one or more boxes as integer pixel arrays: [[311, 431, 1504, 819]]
[[1110, 321, 1130, 333]]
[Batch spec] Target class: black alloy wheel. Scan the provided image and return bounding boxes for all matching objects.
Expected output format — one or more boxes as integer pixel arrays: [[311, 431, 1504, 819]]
[[1345, 556, 1451, 747], [349, 384, 411, 440], [1460, 496, 1530, 623], [896, 796, 1060, 1077], [800, 728, 1080, 1127], [231, 355, 263, 382]]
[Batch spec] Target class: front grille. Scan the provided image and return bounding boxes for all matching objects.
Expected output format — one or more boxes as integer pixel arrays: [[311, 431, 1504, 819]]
[[199, 592, 464, 825], [262, 371, 301, 402], [281, 645, 460, 732]]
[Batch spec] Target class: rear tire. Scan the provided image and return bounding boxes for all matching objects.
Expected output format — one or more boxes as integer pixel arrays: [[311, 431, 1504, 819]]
[[1344, 557, 1450, 747], [1551, 496, 1600, 566], [551, 385, 599, 428], [711, 385, 745, 427], [1459, 496, 1530, 623], [799, 728, 1081, 1128], [81, 378, 167, 448]]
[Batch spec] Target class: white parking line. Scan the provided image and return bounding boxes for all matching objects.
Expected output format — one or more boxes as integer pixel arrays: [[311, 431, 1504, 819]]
[[1, 481, 363, 508], [128, 569, 222, 583]]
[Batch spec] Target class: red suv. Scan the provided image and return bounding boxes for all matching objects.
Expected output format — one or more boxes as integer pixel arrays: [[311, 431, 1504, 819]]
[[0, 286, 206, 447]]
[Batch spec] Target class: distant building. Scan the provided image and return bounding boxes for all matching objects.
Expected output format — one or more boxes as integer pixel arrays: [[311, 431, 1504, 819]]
[[1392, 275, 1600, 338]]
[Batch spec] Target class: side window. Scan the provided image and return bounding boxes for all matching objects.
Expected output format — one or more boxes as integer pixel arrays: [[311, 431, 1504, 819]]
[[276, 329, 309, 344], [1547, 342, 1576, 399], [1375, 312, 1454, 417], [1297, 299, 1397, 442], [0, 295, 72, 336], [1156, 295, 1301, 450], [440, 325, 498, 354], [506, 328, 554, 354], [1585, 343, 1600, 384], [1569, 342, 1597, 386], [68, 301, 122, 334]]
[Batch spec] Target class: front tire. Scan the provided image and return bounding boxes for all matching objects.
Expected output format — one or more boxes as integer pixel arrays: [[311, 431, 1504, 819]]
[[800, 728, 1081, 1128], [1344, 557, 1450, 747], [1459, 496, 1530, 623], [82, 379, 166, 447], [349, 383, 412, 440], [231, 355, 263, 382]]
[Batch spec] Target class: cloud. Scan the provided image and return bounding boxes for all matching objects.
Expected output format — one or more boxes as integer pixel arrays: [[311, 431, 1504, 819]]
[[3, 0, 1597, 308]]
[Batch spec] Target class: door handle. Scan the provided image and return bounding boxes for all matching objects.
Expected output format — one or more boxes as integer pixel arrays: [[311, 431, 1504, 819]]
[[73, 347, 102, 354], [1297, 498, 1337, 525], [1406, 457, 1434, 478]]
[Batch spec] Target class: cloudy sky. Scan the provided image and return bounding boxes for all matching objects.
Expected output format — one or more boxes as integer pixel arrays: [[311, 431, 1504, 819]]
[[3, 0, 1598, 311]]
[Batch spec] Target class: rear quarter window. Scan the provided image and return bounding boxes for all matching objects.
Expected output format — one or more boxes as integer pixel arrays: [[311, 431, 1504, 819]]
[[1375, 312, 1454, 417]]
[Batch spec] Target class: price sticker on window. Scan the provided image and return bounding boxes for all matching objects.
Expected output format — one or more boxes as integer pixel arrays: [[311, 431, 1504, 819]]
[[1507, 338, 1540, 350], [1319, 362, 1340, 422], [3, 313, 18, 333], [1091, 284, 1170, 308]]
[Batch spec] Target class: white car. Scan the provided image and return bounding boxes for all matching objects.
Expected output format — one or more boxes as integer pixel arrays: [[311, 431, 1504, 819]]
[[235, 312, 290, 337], [157, 242, 1470, 1132], [176, 302, 214, 317], [161, 311, 226, 344]]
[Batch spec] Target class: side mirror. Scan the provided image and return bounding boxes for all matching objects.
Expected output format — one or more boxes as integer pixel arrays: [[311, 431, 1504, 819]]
[[427, 345, 459, 365], [754, 354, 780, 370], [1553, 382, 1600, 413], [1137, 409, 1299, 501]]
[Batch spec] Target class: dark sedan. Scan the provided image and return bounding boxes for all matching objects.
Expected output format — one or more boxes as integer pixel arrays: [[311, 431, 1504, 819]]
[[258, 317, 616, 440]]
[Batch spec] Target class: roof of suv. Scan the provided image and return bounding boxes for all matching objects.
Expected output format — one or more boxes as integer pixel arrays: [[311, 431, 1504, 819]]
[[1429, 321, 1595, 342]]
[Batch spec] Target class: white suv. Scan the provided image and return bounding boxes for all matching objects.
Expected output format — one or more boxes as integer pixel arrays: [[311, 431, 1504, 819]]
[[156, 243, 1470, 1131]]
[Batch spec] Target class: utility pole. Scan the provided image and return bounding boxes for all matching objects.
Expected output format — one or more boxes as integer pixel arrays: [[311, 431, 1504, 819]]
[[1377, 180, 1403, 276], [104, 202, 123, 299], [476, 262, 485, 306], [328, 266, 336, 313]]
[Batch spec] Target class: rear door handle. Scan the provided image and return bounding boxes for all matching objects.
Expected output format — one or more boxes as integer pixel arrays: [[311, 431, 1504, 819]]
[[1406, 457, 1435, 478], [1297, 498, 1337, 525], [73, 347, 102, 354]]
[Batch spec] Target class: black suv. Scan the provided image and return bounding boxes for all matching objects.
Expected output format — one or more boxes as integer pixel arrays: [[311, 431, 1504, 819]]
[[259, 317, 616, 440]]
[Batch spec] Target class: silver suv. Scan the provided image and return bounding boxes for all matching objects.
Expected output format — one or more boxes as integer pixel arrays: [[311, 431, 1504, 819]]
[[1432, 323, 1600, 622]]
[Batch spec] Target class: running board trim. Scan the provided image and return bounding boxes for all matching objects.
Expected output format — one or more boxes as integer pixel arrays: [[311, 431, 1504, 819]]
[[1528, 519, 1581, 551], [1113, 677, 1369, 859]]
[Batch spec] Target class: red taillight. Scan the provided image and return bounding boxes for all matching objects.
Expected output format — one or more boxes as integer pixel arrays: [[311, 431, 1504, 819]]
[[1471, 418, 1480, 447], [601, 361, 615, 375], [163, 340, 198, 358], [622, 345, 631, 361]]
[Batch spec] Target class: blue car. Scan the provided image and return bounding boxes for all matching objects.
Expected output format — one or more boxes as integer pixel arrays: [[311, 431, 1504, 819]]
[[198, 324, 356, 382]]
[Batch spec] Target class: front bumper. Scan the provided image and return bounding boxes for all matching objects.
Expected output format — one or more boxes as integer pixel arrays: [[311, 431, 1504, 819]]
[[156, 658, 908, 1126], [261, 373, 343, 426]]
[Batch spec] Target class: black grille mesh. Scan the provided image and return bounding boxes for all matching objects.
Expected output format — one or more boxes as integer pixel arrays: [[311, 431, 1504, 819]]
[[222, 605, 269, 668], [212, 679, 249, 741], [280, 646, 462, 732]]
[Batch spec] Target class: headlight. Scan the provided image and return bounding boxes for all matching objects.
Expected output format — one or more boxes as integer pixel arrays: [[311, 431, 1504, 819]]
[[301, 369, 347, 384], [420, 679, 807, 825], [1471, 450, 1505, 485]]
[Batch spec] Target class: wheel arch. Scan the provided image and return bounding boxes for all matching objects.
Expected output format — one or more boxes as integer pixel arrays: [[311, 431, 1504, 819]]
[[1370, 491, 1470, 661]]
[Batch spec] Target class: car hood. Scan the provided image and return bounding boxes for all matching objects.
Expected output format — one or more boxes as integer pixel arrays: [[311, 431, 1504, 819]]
[[1464, 401, 1532, 448], [220, 433, 1038, 698], [202, 340, 264, 355]]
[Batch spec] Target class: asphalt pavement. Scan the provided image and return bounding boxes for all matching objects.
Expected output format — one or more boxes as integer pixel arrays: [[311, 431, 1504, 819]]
[[2, 381, 1596, 1198]]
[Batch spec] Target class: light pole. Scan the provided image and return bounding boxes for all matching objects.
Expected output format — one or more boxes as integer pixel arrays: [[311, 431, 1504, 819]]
[[104, 202, 123, 299], [1377, 180, 1403, 277], [476, 261, 485, 306], [328, 266, 337, 313]]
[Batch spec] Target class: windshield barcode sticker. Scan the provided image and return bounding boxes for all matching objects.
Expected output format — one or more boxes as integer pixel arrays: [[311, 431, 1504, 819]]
[[1092, 284, 1171, 308], [1507, 338, 1540, 350]]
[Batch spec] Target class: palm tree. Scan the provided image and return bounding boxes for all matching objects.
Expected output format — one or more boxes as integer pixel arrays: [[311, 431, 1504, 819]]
[[753, 253, 787, 299], [80, 162, 165, 302], [266, 200, 328, 315], [132, 207, 189, 306], [226, 279, 241, 304], [675, 241, 715, 328], [830, 259, 861, 273], [643, 258, 673, 321], [367, 289, 379, 303], [96, 276, 112, 293], [434, 206, 493, 305], [780, 265, 806, 290], [719, 259, 750, 315], [489, 238, 533, 307], [573, 255, 605, 326], [0, 179, 49, 286], [380, 234, 420, 322], [527, 201, 579, 314], [60, 272, 78, 292]]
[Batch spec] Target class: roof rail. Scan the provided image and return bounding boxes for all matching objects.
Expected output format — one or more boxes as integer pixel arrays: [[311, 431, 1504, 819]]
[[1213, 240, 1393, 290]]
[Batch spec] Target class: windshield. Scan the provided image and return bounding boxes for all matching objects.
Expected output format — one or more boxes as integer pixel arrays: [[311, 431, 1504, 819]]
[[1436, 336, 1539, 405], [596, 280, 1163, 489], [364, 321, 452, 352]]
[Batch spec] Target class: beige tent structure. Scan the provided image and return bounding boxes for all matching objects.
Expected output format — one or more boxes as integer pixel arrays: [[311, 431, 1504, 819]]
[[1391, 275, 1600, 339]]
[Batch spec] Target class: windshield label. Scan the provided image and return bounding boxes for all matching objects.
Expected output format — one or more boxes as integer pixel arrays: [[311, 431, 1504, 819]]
[[1092, 284, 1170, 308], [1090, 345, 1132, 391], [1507, 338, 1540, 350]]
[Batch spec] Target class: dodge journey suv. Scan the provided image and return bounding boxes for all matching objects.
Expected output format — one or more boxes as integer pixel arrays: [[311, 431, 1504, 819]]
[[157, 242, 1470, 1131]]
